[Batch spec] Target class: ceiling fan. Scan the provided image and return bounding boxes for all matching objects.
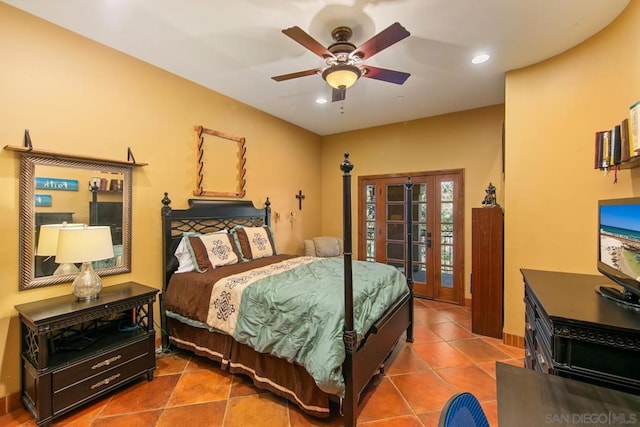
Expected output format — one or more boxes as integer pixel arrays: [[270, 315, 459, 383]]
[[271, 22, 411, 102]]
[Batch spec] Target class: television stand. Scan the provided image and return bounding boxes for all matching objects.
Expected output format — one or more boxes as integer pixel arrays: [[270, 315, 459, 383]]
[[596, 285, 640, 309], [521, 269, 640, 395]]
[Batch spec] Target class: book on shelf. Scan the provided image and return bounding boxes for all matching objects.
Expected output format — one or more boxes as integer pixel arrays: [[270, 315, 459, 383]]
[[630, 101, 640, 156], [621, 118, 631, 162], [595, 130, 610, 169], [612, 124, 622, 165]]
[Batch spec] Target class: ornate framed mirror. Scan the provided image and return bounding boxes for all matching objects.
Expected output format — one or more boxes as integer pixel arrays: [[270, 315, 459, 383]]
[[18, 153, 133, 290]]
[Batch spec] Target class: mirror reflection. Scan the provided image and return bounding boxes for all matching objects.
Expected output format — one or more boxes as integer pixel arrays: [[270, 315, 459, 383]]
[[19, 155, 132, 290]]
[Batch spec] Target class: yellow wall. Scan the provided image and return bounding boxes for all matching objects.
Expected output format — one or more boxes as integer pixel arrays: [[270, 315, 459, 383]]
[[504, 1, 640, 336], [0, 3, 322, 397], [320, 104, 506, 296], [2, 0, 638, 402]]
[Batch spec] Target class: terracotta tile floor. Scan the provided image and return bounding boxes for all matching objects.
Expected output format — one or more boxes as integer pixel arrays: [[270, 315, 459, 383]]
[[1, 298, 524, 426]]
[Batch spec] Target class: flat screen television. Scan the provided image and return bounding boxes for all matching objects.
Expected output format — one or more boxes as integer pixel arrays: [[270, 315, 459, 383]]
[[597, 197, 640, 308]]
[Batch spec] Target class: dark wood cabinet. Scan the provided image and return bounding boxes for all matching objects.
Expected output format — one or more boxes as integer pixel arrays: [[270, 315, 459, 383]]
[[471, 207, 504, 338], [14, 282, 158, 426], [521, 269, 640, 394]]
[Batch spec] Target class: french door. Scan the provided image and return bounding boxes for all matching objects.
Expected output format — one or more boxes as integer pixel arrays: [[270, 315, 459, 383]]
[[358, 170, 464, 304]]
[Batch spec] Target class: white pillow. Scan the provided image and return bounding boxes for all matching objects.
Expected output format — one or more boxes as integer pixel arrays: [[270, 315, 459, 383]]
[[174, 230, 228, 273], [174, 237, 195, 273]]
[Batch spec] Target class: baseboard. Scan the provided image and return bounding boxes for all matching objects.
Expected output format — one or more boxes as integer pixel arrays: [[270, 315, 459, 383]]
[[0, 391, 22, 416], [503, 332, 525, 349], [464, 298, 471, 307]]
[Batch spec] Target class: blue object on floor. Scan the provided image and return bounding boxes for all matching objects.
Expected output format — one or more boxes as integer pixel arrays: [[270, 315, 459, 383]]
[[438, 392, 489, 427]]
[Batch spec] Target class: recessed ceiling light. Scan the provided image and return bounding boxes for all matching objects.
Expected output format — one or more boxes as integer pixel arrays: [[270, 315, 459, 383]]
[[315, 97, 328, 104], [472, 53, 490, 64]]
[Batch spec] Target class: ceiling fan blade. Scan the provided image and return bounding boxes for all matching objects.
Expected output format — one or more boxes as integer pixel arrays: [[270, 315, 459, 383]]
[[362, 66, 410, 85], [351, 22, 410, 61], [271, 68, 322, 82], [282, 26, 334, 59], [332, 87, 346, 102]]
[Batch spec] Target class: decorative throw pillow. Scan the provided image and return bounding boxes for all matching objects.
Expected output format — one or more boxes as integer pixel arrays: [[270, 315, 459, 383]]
[[312, 236, 342, 257], [232, 225, 276, 261], [185, 230, 240, 272]]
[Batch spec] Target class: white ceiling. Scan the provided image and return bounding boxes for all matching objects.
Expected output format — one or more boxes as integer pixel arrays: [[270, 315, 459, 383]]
[[4, 0, 630, 136]]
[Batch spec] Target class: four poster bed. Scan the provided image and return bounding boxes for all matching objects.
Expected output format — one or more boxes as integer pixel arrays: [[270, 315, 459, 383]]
[[159, 154, 414, 426]]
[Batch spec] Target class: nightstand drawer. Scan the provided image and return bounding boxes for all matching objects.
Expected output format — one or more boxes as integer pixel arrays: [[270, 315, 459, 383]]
[[53, 351, 150, 413], [52, 337, 150, 390]]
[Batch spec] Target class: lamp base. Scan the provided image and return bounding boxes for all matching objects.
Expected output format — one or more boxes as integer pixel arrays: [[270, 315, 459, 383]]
[[54, 263, 79, 275], [72, 262, 102, 302]]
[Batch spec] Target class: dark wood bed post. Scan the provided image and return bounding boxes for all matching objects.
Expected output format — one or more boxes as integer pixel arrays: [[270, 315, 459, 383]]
[[405, 178, 415, 343], [264, 197, 271, 227], [160, 192, 172, 351], [340, 153, 357, 427]]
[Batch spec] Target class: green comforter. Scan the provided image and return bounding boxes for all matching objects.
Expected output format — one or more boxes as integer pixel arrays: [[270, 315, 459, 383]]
[[231, 257, 409, 397]]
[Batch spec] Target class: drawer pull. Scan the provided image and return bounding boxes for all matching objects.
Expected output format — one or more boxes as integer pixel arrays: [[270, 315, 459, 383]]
[[92, 355, 122, 370], [91, 373, 121, 390]]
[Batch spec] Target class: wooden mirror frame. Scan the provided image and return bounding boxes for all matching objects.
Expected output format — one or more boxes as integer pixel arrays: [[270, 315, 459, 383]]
[[193, 125, 247, 198], [18, 154, 133, 290]]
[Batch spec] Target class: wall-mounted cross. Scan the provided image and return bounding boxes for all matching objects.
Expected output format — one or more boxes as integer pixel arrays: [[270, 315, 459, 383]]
[[296, 190, 305, 210]]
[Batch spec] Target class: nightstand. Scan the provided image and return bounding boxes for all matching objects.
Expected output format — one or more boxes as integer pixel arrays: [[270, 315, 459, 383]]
[[14, 282, 158, 426]]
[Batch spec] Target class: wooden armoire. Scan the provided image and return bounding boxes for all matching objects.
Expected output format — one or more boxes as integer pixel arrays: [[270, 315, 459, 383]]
[[471, 206, 504, 338]]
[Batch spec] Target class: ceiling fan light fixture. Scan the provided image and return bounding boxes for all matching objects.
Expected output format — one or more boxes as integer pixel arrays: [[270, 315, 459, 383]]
[[322, 64, 361, 89]]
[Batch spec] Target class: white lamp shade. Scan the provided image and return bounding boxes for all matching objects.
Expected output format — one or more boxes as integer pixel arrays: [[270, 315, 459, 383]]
[[55, 226, 114, 264], [37, 223, 85, 256]]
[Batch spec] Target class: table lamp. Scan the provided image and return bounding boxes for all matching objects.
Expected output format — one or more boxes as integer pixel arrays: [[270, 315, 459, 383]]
[[56, 225, 114, 301], [37, 223, 86, 275]]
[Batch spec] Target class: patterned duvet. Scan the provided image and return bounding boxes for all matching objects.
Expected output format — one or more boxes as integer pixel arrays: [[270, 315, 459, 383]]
[[163, 255, 408, 396]]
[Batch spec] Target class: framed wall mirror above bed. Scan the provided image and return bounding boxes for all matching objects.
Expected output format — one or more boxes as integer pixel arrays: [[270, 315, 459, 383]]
[[8, 146, 144, 291]]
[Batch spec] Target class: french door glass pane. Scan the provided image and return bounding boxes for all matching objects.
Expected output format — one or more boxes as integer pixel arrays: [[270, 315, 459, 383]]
[[412, 224, 427, 243], [366, 185, 376, 202], [412, 243, 426, 263], [366, 239, 375, 261], [440, 202, 453, 223], [386, 242, 403, 260], [413, 184, 426, 202], [387, 205, 404, 221], [366, 204, 375, 220], [366, 224, 375, 240], [441, 266, 454, 287], [387, 184, 404, 202], [440, 180, 454, 288], [441, 181, 453, 201], [366, 184, 376, 260], [387, 223, 404, 240], [412, 263, 426, 283], [441, 224, 453, 245]]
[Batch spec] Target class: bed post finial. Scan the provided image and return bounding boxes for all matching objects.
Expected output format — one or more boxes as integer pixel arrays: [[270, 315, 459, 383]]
[[161, 192, 172, 209], [340, 152, 354, 174]]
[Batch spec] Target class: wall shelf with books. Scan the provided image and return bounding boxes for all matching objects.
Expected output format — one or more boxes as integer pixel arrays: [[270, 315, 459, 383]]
[[594, 101, 640, 172]]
